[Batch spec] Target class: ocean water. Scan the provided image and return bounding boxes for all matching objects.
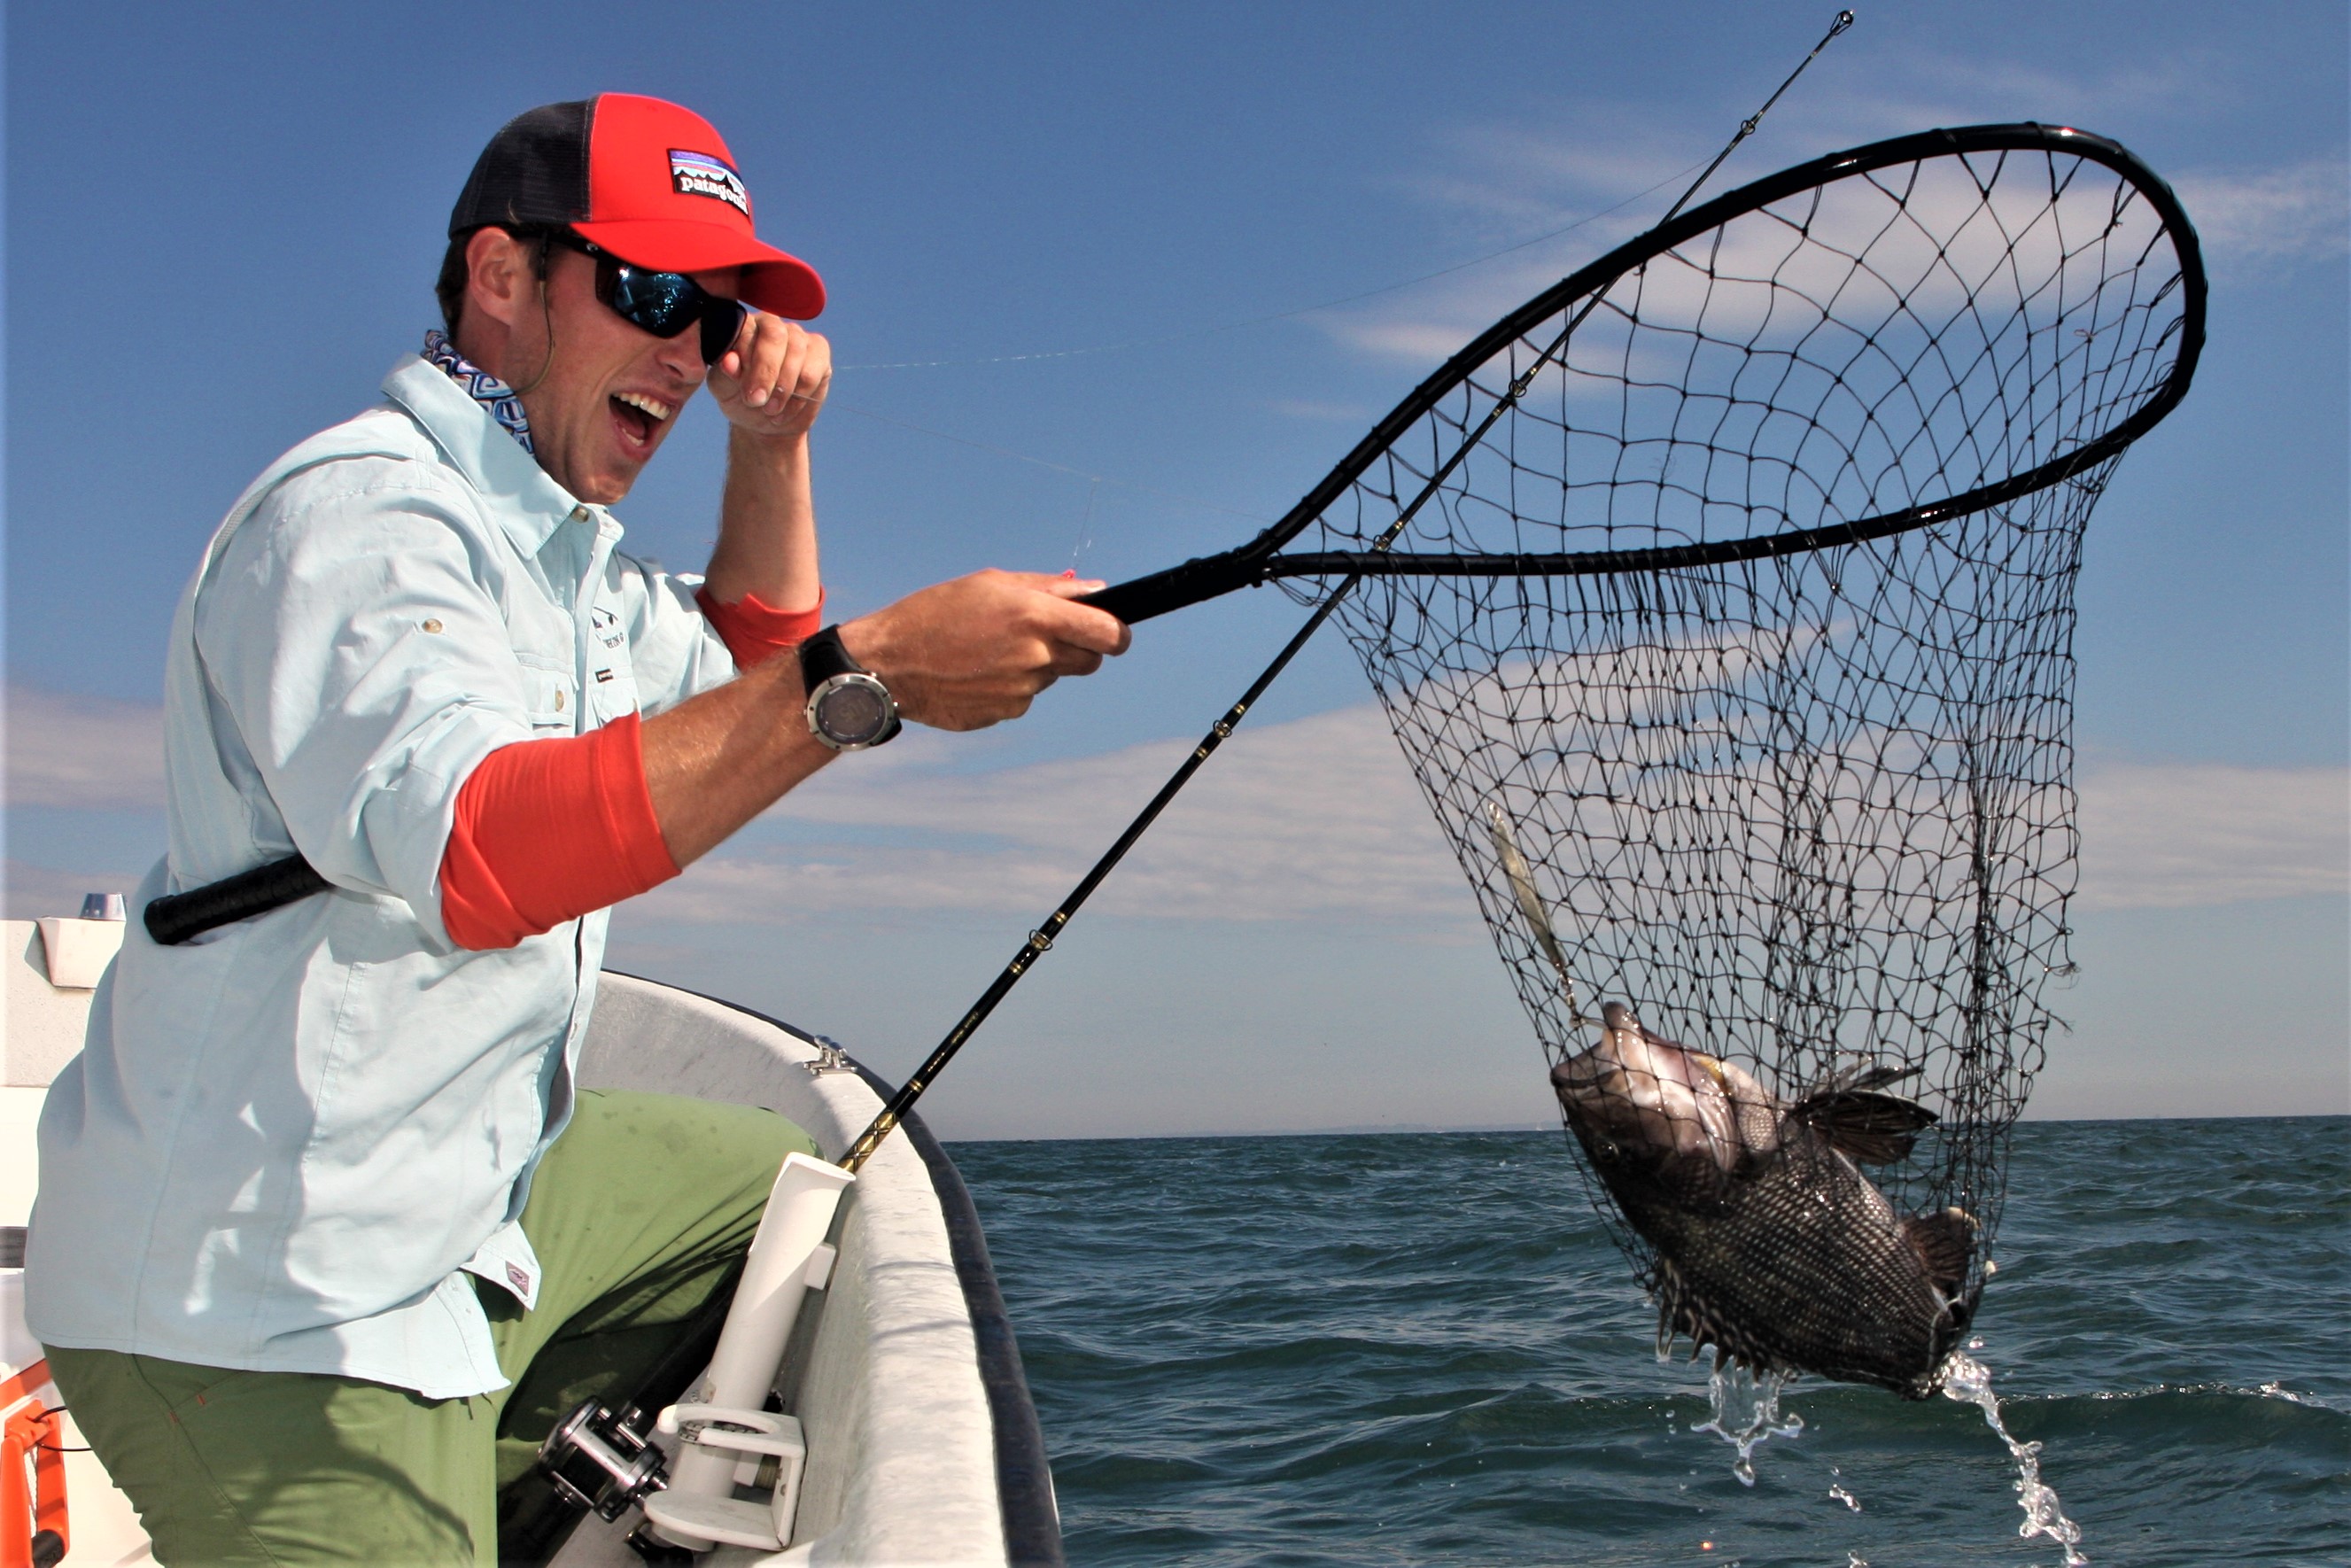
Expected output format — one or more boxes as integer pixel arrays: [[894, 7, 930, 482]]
[[952, 1117, 2348, 1566]]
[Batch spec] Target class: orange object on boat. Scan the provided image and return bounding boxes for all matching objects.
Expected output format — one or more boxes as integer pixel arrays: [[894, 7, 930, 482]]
[[0, 1360, 68, 1568]]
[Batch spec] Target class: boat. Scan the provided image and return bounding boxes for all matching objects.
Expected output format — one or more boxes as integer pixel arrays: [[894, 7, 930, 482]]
[[2, 912, 1062, 1565]]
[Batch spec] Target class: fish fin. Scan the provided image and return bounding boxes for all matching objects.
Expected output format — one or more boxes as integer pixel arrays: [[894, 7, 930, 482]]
[[1816, 1061, 1921, 1096], [1649, 1256, 1783, 1377], [1794, 1089, 1937, 1165], [1900, 1207, 1978, 1295]]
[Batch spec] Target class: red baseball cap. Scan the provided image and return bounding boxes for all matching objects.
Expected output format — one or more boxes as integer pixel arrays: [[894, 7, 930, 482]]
[[449, 93, 825, 319]]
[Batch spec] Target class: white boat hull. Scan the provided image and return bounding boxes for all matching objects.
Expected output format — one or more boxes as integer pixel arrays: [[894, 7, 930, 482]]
[[2, 922, 1059, 1565]]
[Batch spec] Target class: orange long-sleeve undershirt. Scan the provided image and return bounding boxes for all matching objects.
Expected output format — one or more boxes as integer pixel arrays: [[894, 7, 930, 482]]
[[695, 585, 825, 670], [438, 588, 823, 951], [439, 713, 678, 950]]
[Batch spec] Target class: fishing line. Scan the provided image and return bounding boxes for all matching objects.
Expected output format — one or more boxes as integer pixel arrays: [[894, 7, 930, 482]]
[[834, 157, 1718, 374], [829, 400, 1271, 525], [1070, 477, 1100, 575], [841, 8, 1864, 1172], [826, 28, 1858, 598]]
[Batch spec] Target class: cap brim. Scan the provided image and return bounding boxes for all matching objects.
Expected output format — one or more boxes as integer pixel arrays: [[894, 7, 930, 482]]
[[571, 218, 826, 318]]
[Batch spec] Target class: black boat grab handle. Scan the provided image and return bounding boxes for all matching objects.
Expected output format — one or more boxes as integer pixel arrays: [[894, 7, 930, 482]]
[[144, 854, 329, 946]]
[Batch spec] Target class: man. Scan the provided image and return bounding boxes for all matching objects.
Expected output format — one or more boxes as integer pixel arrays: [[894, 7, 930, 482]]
[[25, 93, 1128, 1564]]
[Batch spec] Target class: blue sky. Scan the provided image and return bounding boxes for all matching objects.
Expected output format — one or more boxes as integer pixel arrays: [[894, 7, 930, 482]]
[[6, 2, 2345, 1134]]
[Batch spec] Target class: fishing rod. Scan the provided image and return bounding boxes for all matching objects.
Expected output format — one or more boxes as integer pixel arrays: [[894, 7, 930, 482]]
[[140, 13, 1857, 958], [837, 8, 1858, 1173]]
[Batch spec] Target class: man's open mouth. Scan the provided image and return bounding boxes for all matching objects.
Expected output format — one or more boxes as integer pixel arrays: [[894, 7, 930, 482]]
[[610, 390, 675, 453]]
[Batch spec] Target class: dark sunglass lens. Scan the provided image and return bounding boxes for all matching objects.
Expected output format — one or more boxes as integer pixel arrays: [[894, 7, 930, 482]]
[[606, 267, 702, 338], [700, 301, 748, 366], [591, 252, 741, 364]]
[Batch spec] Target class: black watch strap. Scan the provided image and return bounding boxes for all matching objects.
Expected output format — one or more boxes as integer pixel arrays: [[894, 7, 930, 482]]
[[799, 625, 902, 749], [797, 625, 862, 693]]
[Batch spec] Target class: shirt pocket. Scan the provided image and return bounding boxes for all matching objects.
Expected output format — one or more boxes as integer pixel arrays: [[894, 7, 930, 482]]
[[585, 647, 640, 726], [584, 597, 641, 725], [513, 652, 578, 735]]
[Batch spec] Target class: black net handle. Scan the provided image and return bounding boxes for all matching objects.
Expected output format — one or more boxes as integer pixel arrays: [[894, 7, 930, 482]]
[[1084, 121, 2207, 626], [144, 853, 328, 945]]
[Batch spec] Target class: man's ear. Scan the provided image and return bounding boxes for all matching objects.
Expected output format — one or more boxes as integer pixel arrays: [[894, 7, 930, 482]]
[[465, 229, 537, 331]]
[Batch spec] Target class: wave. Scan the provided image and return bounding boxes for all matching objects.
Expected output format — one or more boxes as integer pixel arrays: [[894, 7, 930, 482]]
[[959, 1117, 2350, 1565]]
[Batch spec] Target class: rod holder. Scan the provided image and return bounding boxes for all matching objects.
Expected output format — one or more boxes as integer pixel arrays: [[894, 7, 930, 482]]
[[652, 1152, 854, 1549]]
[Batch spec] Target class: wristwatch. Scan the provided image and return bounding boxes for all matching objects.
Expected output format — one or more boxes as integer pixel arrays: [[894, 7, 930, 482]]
[[798, 625, 901, 751]]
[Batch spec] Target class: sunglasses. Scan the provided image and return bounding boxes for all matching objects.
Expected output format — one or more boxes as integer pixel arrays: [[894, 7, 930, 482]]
[[552, 233, 747, 366]]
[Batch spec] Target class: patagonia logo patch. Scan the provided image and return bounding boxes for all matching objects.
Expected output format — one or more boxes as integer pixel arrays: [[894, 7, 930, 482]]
[[670, 149, 749, 214], [505, 1261, 532, 1296]]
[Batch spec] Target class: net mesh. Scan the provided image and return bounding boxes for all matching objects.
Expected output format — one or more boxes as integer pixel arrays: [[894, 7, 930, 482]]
[[1289, 142, 2194, 1386]]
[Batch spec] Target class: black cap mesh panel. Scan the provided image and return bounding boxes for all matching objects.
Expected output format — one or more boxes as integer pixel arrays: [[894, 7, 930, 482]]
[[449, 98, 595, 236]]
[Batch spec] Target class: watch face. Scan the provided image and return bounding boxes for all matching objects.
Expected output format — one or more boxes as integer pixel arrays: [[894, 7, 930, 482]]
[[817, 677, 890, 745]]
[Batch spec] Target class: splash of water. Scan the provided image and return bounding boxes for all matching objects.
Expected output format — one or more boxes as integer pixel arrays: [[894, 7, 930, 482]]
[[1690, 1362, 1803, 1485], [1940, 1350, 2088, 1565], [1828, 1482, 1861, 1512]]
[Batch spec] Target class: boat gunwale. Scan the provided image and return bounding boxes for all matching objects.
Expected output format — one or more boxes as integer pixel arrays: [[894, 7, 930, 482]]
[[610, 974, 1065, 1568]]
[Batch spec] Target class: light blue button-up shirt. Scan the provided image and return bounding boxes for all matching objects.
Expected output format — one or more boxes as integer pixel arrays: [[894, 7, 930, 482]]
[[27, 356, 740, 1399]]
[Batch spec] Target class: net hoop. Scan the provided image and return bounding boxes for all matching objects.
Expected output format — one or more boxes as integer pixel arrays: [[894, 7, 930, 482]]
[[1098, 122, 2204, 621]]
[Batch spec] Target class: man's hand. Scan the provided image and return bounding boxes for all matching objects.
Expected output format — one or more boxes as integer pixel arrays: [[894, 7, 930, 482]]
[[708, 314, 831, 441], [842, 571, 1132, 731]]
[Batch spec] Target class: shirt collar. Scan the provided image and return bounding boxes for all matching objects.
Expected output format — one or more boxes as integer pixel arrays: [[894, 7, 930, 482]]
[[382, 349, 598, 555], [422, 329, 533, 454]]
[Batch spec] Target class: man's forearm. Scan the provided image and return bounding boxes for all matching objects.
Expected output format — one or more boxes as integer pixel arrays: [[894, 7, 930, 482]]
[[639, 569, 1132, 864], [640, 654, 832, 866], [702, 427, 821, 612]]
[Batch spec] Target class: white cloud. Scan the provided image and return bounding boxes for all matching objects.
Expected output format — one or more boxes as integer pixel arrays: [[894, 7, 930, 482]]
[[635, 704, 1470, 927], [1402, 121, 1697, 235], [1781, 54, 2215, 152], [13, 679, 2330, 930], [2076, 761, 2349, 911], [1320, 111, 2192, 437], [4, 687, 165, 810], [1316, 43, 2311, 376], [2169, 160, 2349, 272], [635, 691, 2347, 930]]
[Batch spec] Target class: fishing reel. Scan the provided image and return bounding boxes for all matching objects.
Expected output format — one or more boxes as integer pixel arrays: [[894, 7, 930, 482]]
[[535, 1399, 703, 1564], [537, 1393, 812, 1563], [539, 1398, 670, 1522]]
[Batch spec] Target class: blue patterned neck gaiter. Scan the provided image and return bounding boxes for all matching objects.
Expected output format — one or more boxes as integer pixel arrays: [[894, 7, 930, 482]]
[[423, 329, 534, 454]]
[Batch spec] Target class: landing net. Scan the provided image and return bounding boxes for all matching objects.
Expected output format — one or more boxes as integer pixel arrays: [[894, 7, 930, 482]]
[[1291, 135, 2200, 1355]]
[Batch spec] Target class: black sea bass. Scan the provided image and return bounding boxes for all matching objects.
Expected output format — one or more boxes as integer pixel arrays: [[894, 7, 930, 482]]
[[1551, 1002, 1978, 1398]]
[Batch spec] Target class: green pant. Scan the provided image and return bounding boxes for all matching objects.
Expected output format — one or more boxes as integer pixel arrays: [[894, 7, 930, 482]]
[[45, 1090, 814, 1566]]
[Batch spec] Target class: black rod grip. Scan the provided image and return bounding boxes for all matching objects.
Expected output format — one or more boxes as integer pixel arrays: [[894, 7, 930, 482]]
[[1077, 551, 1269, 625], [144, 854, 331, 946]]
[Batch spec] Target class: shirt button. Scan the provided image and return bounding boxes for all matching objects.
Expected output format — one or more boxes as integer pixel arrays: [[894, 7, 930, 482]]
[[555, 690, 567, 710], [421, 618, 444, 634], [570, 506, 592, 523]]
